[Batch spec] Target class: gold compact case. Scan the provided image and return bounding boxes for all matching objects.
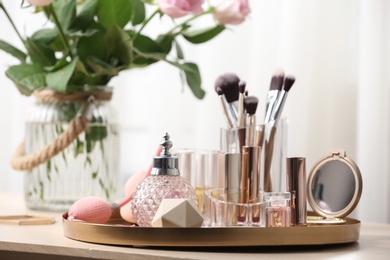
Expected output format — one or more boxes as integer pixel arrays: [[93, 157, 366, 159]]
[[307, 149, 363, 224]]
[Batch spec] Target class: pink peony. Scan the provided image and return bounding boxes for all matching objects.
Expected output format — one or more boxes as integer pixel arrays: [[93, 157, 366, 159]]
[[158, 0, 204, 19], [28, 0, 53, 6], [212, 0, 250, 25]]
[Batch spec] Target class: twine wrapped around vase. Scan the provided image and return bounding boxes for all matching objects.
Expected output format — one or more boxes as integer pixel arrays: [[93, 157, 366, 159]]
[[11, 89, 112, 171]]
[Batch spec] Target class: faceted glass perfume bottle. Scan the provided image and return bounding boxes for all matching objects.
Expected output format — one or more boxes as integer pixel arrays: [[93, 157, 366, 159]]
[[131, 133, 198, 227]]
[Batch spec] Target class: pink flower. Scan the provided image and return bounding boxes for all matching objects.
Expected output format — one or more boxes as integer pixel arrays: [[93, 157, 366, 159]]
[[212, 0, 250, 25], [158, 0, 204, 19], [28, 0, 53, 6]]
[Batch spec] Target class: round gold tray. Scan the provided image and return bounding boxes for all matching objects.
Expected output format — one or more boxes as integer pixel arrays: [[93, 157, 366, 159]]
[[62, 213, 360, 247]]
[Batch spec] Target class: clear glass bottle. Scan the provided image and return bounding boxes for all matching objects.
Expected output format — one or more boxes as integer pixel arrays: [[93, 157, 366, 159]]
[[132, 133, 197, 227], [265, 192, 291, 227], [23, 86, 119, 211]]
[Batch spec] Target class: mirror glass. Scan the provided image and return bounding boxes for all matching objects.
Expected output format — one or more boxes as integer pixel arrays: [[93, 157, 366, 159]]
[[310, 160, 356, 213]]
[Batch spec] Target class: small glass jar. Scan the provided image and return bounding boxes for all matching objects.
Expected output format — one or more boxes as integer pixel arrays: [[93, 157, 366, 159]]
[[23, 86, 119, 211], [265, 192, 291, 227], [132, 133, 197, 227]]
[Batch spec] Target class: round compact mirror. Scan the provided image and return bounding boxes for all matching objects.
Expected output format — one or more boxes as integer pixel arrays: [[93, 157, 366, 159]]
[[307, 149, 363, 219]]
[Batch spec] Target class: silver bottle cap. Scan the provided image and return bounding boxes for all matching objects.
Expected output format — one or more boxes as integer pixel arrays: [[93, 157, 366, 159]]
[[151, 133, 180, 176]]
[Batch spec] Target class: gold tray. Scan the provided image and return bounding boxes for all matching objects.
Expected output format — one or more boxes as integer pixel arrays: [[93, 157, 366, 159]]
[[62, 212, 360, 247]]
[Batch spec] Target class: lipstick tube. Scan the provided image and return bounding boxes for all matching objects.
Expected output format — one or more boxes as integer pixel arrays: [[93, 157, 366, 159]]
[[286, 157, 307, 226]]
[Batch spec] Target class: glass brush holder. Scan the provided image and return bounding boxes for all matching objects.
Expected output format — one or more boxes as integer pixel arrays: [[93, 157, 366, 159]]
[[220, 117, 289, 193]]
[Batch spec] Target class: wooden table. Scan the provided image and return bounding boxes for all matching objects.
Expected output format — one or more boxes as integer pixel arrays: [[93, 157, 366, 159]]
[[1, 192, 390, 260]]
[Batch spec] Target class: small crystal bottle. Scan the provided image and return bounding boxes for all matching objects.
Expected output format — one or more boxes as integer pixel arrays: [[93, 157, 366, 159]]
[[131, 133, 198, 227]]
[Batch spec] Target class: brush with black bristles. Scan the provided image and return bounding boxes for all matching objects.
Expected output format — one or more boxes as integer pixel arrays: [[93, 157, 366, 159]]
[[264, 69, 285, 124], [244, 95, 259, 146], [215, 73, 240, 122], [215, 86, 235, 128], [237, 80, 246, 128], [270, 75, 296, 121]]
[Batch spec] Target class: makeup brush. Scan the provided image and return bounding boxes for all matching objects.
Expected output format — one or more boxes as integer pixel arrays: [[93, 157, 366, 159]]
[[215, 86, 235, 128], [237, 80, 246, 128], [244, 96, 259, 146], [270, 75, 296, 121], [264, 69, 285, 124], [215, 73, 240, 121]]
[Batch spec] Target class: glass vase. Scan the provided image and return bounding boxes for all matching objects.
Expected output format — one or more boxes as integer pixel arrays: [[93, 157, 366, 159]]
[[23, 86, 119, 211]]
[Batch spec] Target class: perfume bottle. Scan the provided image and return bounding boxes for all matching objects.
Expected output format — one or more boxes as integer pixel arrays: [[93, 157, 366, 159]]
[[131, 133, 198, 227]]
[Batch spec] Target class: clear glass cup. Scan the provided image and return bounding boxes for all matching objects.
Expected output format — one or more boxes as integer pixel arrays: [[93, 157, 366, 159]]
[[204, 188, 267, 227], [173, 149, 222, 217], [220, 118, 289, 193]]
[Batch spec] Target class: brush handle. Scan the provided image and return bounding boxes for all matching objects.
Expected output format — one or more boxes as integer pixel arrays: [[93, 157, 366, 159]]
[[264, 90, 279, 123], [245, 115, 256, 146], [264, 123, 277, 192], [237, 93, 245, 127], [229, 101, 239, 126], [254, 125, 265, 147], [218, 95, 236, 128], [271, 91, 288, 121]]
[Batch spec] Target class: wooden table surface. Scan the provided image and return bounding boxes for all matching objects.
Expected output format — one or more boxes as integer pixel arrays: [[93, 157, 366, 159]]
[[1, 192, 390, 260]]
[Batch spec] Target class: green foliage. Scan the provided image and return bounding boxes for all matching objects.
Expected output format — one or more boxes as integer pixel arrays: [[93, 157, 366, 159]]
[[0, 0, 227, 99]]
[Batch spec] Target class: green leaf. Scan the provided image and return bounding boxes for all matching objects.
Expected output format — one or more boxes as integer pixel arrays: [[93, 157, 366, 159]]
[[174, 40, 184, 60], [105, 25, 132, 65], [87, 125, 108, 141], [156, 34, 174, 54], [130, 0, 145, 26], [182, 62, 205, 99], [52, 0, 76, 32], [133, 48, 166, 60], [45, 54, 70, 72], [5, 64, 46, 96], [97, 0, 132, 29], [72, 0, 98, 30], [68, 59, 110, 86], [31, 28, 63, 53], [75, 138, 84, 157], [31, 29, 58, 45], [87, 56, 120, 76], [77, 29, 106, 62], [133, 33, 162, 53], [167, 61, 205, 99], [182, 24, 225, 44], [46, 57, 79, 93], [25, 38, 57, 66], [0, 40, 27, 62]]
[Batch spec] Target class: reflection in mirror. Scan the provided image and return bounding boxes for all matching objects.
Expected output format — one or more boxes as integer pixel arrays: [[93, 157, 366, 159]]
[[311, 160, 355, 213]]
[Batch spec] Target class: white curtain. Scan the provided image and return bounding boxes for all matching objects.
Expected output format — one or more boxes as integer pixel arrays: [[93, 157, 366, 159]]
[[0, 0, 389, 223]]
